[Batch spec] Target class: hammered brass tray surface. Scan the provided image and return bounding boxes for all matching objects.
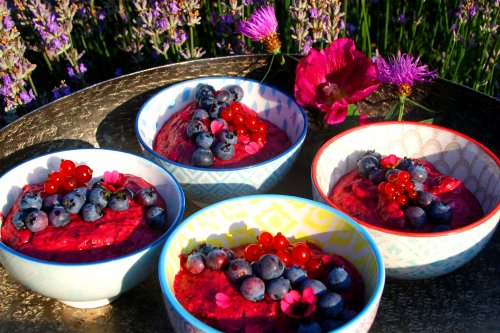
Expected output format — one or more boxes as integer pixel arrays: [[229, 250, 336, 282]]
[[0, 55, 499, 333]]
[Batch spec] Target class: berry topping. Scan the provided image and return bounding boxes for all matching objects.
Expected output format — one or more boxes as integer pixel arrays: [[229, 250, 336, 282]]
[[192, 147, 214, 167], [317, 292, 344, 318], [244, 243, 262, 262], [186, 120, 208, 139], [75, 164, 93, 184], [214, 142, 235, 160], [290, 243, 311, 266], [273, 232, 289, 251], [226, 258, 253, 282], [299, 279, 328, 297], [25, 209, 49, 232], [327, 267, 352, 292], [195, 131, 215, 149], [186, 252, 206, 275], [145, 206, 169, 231], [284, 265, 308, 287], [87, 187, 109, 207], [19, 192, 43, 211], [240, 276, 265, 302], [12, 212, 27, 230], [266, 277, 292, 301], [256, 254, 285, 280], [49, 207, 71, 227], [134, 187, 158, 207], [62, 190, 86, 214], [218, 129, 238, 144], [59, 159, 76, 176], [206, 248, 230, 270], [227, 85, 244, 102]]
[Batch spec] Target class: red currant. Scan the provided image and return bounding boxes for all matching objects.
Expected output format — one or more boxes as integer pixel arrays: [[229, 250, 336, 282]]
[[257, 231, 274, 248], [44, 180, 59, 194], [244, 243, 262, 262], [254, 121, 267, 134], [60, 160, 76, 176], [378, 182, 387, 194], [273, 232, 289, 251], [75, 164, 93, 184], [276, 250, 292, 266], [220, 107, 234, 122], [387, 173, 399, 183], [305, 257, 323, 276], [232, 112, 246, 127], [250, 131, 266, 146], [234, 125, 247, 136], [244, 117, 259, 131], [229, 101, 242, 114], [62, 176, 76, 192], [291, 243, 311, 266], [396, 194, 408, 206], [398, 171, 410, 181], [407, 190, 418, 199], [384, 183, 397, 196], [49, 171, 64, 184]]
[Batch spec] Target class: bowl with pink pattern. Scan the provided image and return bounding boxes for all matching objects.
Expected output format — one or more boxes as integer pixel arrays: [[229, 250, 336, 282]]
[[311, 121, 500, 279]]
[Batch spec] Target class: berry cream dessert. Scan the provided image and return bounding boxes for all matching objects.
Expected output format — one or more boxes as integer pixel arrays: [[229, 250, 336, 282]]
[[0, 159, 170, 263], [329, 151, 484, 232], [153, 83, 292, 168], [174, 231, 364, 333]]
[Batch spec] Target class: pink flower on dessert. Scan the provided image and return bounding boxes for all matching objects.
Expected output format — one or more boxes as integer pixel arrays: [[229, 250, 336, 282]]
[[294, 38, 379, 125], [280, 287, 317, 318], [245, 142, 261, 155], [380, 154, 400, 169], [102, 170, 127, 192], [238, 5, 281, 54], [215, 292, 232, 309]]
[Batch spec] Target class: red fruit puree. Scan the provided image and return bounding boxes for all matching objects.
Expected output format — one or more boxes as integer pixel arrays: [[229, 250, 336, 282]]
[[329, 159, 483, 232], [0, 175, 165, 263], [153, 102, 292, 168], [174, 244, 364, 333]]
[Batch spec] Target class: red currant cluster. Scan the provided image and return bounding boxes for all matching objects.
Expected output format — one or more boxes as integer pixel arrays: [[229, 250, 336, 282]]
[[244, 231, 323, 272], [377, 170, 417, 206], [219, 101, 268, 146], [43, 159, 93, 195]]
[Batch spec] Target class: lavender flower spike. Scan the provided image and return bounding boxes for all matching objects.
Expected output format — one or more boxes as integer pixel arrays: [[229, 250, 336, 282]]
[[376, 51, 437, 96], [238, 5, 281, 54]]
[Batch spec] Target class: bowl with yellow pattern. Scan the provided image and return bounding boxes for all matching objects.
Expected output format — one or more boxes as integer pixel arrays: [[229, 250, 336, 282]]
[[158, 194, 384, 333]]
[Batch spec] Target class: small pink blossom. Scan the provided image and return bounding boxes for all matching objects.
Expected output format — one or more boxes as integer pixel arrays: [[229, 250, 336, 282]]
[[244, 142, 261, 155], [280, 287, 317, 318], [294, 38, 379, 125], [102, 170, 126, 192], [215, 292, 232, 308], [380, 154, 400, 169], [210, 119, 226, 136]]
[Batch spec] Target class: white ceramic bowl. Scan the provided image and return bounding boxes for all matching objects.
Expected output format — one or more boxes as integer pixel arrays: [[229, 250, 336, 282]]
[[159, 195, 385, 333], [311, 121, 500, 279], [0, 148, 185, 308], [135, 76, 308, 207]]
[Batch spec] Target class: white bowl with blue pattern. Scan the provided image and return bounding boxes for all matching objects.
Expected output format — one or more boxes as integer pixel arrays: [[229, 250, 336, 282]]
[[159, 195, 385, 333], [311, 122, 500, 279], [135, 77, 308, 207], [0, 148, 185, 308]]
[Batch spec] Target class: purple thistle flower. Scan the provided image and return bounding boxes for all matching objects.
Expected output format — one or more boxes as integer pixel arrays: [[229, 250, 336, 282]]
[[376, 51, 437, 94], [238, 5, 281, 54]]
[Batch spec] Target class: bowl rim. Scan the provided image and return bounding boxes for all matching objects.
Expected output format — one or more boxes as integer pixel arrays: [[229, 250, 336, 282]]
[[135, 76, 309, 172], [311, 120, 500, 238], [0, 147, 186, 266], [158, 194, 385, 333]]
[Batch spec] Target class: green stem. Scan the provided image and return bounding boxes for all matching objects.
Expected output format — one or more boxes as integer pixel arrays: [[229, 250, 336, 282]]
[[43, 53, 53, 72], [260, 54, 275, 84], [397, 95, 406, 121], [384, 0, 390, 52], [408, 1, 424, 53], [28, 75, 38, 96], [406, 98, 439, 114]]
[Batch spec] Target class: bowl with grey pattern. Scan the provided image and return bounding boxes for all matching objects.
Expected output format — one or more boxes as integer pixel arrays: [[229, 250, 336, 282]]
[[311, 121, 500, 279], [136, 77, 308, 207]]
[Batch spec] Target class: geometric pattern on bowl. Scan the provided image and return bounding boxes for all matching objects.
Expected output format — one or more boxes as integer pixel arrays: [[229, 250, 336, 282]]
[[311, 121, 500, 279], [0, 148, 185, 307], [158, 195, 385, 333], [136, 77, 308, 207]]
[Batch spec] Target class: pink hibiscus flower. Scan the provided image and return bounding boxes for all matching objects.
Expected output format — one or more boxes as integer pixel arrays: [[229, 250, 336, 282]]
[[294, 38, 379, 125], [102, 170, 127, 192], [280, 287, 317, 319]]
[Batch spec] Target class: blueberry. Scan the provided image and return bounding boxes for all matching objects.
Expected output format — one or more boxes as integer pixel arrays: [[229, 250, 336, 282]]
[[215, 89, 232, 103], [145, 206, 169, 231], [186, 120, 208, 139], [226, 85, 244, 102], [73, 186, 88, 198], [409, 164, 428, 183], [298, 321, 322, 333], [397, 157, 415, 170], [384, 168, 401, 180], [317, 292, 344, 318], [24, 209, 49, 232], [87, 187, 109, 207], [192, 108, 209, 120], [283, 265, 307, 287], [299, 279, 328, 297], [416, 191, 436, 210], [92, 180, 105, 189], [226, 258, 253, 282], [257, 254, 285, 280], [327, 267, 352, 292], [49, 206, 72, 227], [134, 187, 158, 206], [198, 94, 217, 111], [405, 206, 427, 229], [433, 224, 452, 232], [186, 252, 206, 275], [121, 187, 135, 200], [195, 84, 215, 100], [368, 168, 386, 185], [321, 319, 344, 331], [214, 142, 235, 160], [219, 129, 238, 144], [208, 103, 225, 119], [240, 276, 265, 302], [198, 243, 213, 256], [206, 248, 230, 270], [108, 191, 129, 211], [364, 150, 382, 161], [265, 277, 291, 301], [12, 211, 26, 230], [192, 147, 214, 167], [42, 194, 63, 212], [62, 190, 86, 214], [413, 181, 424, 192], [428, 201, 453, 225], [19, 192, 43, 211], [80, 203, 104, 222], [195, 131, 215, 149], [357, 155, 380, 178], [223, 248, 236, 261]]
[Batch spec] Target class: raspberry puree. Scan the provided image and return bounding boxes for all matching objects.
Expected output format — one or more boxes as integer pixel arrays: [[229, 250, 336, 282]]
[[329, 159, 483, 232], [174, 245, 364, 333], [153, 102, 292, 168], [1, 175, 165, 263]]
